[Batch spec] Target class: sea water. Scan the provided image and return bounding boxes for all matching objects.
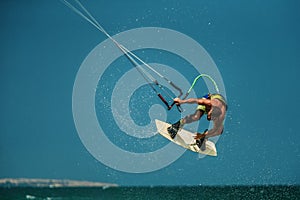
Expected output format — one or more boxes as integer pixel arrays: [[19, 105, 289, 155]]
[[0, 186, 299, 200]]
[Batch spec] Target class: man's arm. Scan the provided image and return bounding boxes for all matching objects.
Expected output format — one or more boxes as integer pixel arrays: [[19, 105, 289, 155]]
[[174, 98, 211, 106]]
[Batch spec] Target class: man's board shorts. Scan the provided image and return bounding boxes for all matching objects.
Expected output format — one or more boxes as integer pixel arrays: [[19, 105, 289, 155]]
[[196, 94, 227, 113]]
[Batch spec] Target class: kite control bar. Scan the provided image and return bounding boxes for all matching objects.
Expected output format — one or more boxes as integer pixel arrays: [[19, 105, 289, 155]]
[[157, 94, 183, 112], [157, 94, 172, 110], [167, 91, 190, 112], [168, 101, 183, 112]]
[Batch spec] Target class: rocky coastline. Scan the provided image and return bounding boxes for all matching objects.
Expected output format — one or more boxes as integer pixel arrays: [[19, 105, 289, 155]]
[[0, 178, 118, 188]]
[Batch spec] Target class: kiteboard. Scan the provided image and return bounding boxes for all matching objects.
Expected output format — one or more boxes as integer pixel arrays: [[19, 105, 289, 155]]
[[155, 119, 217, 156]]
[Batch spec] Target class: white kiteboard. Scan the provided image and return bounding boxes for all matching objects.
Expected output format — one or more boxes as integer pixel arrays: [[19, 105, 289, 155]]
[[155, 119, 217, 156]]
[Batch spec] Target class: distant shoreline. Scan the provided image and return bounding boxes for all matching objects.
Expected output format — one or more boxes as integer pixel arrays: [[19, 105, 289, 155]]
[[0, 178, 118, 188]]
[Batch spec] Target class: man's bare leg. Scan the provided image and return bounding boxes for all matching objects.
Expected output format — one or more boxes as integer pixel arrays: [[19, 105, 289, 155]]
[[168, 110, 204, 139], [181, 109, 204, 124]]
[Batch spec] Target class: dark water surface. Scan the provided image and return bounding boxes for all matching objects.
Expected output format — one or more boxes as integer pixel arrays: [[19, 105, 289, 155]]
[[0, 186, 299, 200]]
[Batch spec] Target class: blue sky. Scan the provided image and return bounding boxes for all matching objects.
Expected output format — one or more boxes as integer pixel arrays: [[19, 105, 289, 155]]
[[0, 0, 299, 186]]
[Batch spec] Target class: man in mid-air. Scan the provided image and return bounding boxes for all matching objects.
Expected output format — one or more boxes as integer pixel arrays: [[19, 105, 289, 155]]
[[168, 93, 227, 150]]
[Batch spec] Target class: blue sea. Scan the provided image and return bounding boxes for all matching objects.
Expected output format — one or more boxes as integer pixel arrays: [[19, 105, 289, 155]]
[[1, 0, 299, 198], [0, 186, 299, 200]]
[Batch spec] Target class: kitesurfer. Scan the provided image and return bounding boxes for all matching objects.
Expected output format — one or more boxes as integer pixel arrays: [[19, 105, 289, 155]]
[[167, 93, 227, 150]]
